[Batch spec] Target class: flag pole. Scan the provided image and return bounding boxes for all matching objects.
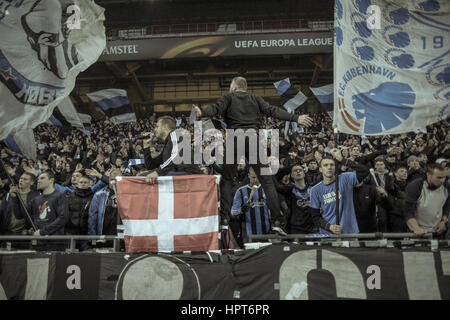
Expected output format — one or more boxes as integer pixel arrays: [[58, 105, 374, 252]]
[[0, 158, 37, 231], [334, 127, 340, 226]]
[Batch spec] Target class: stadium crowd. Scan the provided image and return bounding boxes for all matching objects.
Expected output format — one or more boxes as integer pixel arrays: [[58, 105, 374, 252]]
[[0, 108, 449, 250]]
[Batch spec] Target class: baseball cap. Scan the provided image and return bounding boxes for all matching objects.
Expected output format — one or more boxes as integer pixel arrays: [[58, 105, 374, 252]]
[[436, 158, 448, 164]]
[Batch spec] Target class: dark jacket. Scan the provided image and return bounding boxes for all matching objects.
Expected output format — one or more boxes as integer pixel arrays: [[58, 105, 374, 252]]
[[201, 91, 299, 130], [386, 179, 408, 232], [27, 190, 70, 235], [0, 190, 40, 234], [144, 130, 203, 176], [353, 182, 378, 233], [305, 169, 322, 187], [407, 168, 426, 185], [66, 188, 94, 235], [276, 182, 315, 234]]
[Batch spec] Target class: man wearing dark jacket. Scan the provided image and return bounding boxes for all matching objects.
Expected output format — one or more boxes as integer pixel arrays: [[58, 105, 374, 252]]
[[144, 116, 203, 184], [25, 170, 69, 250], [65, 175, 94, 251], [369, 157, 394, 232], [406, 155, 425, 185], [193, 77, 313, 234], [66, 175, 94, 238], [305, 159, 321, 187], [275, 164, 315, 234], [0, 172, 39, 236], [386, 166, 408, 232], [353, 176, 378, 233]]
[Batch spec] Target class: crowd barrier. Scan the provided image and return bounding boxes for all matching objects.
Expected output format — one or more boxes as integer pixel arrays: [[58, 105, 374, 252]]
[[0, 240, 449, 300]]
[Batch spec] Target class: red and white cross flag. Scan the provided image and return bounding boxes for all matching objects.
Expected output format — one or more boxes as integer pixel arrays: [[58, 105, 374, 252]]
[[116, 175, 220, 252]]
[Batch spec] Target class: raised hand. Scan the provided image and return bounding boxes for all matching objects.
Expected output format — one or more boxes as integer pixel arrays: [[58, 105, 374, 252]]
[[297, 115, 313, 127]]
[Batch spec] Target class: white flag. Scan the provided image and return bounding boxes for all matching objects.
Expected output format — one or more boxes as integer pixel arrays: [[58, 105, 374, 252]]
[[333, 0, 450, 135], [0, 0, 106, 140], [4, 129, 37, 160]]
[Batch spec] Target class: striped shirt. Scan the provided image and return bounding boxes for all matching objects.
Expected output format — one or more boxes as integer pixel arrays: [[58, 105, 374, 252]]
[[231, 184, 271, 237]]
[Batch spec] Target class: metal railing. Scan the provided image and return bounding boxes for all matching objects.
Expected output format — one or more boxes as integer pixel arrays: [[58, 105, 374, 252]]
[[0, 235, 121, 253], [248, 232, 434, 242], [106, 19, 334, 40], [1, 233, 447, 254]]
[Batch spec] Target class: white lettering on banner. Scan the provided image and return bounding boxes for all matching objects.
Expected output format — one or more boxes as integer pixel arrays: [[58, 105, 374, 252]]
[[0, 282, 6, 300], [25, 258, 49, 300], [234, 38, 332, 49], [297, 38, 332, 46], [403, 252, 441, 299], [103, 45, 139, 55], [441, 251, 450, 275], [279, 249, 367, 299], [366, 265, 381, 290], [321, 250, 367, 298], [66, 265, 81, 290]]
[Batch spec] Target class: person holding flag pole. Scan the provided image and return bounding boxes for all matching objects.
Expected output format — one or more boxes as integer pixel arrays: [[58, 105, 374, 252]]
[[0, 158, 38, 234], [309, 138, 370, 236]]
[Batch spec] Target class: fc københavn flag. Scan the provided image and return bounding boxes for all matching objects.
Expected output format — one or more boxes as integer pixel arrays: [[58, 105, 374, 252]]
[[334, 0, 450, 135], [0, 0, 106, 140], [86, 89, 137, 124]]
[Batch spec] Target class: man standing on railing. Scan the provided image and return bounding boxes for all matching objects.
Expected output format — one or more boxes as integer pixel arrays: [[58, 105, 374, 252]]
[[309, 148, 369, 235], [193, 76, 313, 236]]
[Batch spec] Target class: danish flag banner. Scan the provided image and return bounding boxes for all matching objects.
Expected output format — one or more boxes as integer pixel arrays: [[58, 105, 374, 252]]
[[116, 175, 220, 253]]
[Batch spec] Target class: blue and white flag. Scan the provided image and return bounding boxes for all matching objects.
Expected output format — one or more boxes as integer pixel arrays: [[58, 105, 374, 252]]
[[0, 0, 106, 140], [126, 158, 145, 173], [334, 0, 450, 135], [274, 78, 307, 136], [3, 129, 36, 160], [273, 78, 308, 113], [310, 84, 334, 104], [86, 89, 136, 125]]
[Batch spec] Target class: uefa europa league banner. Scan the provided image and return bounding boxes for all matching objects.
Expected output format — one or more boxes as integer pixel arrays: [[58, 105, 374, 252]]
[[100, 32, 333, 61], [333, 0, 450, 135]]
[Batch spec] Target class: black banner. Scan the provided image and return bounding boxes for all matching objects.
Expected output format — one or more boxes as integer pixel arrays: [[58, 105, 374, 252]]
[[100, 32, 333, 61], [1, 245, 449, 300]]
